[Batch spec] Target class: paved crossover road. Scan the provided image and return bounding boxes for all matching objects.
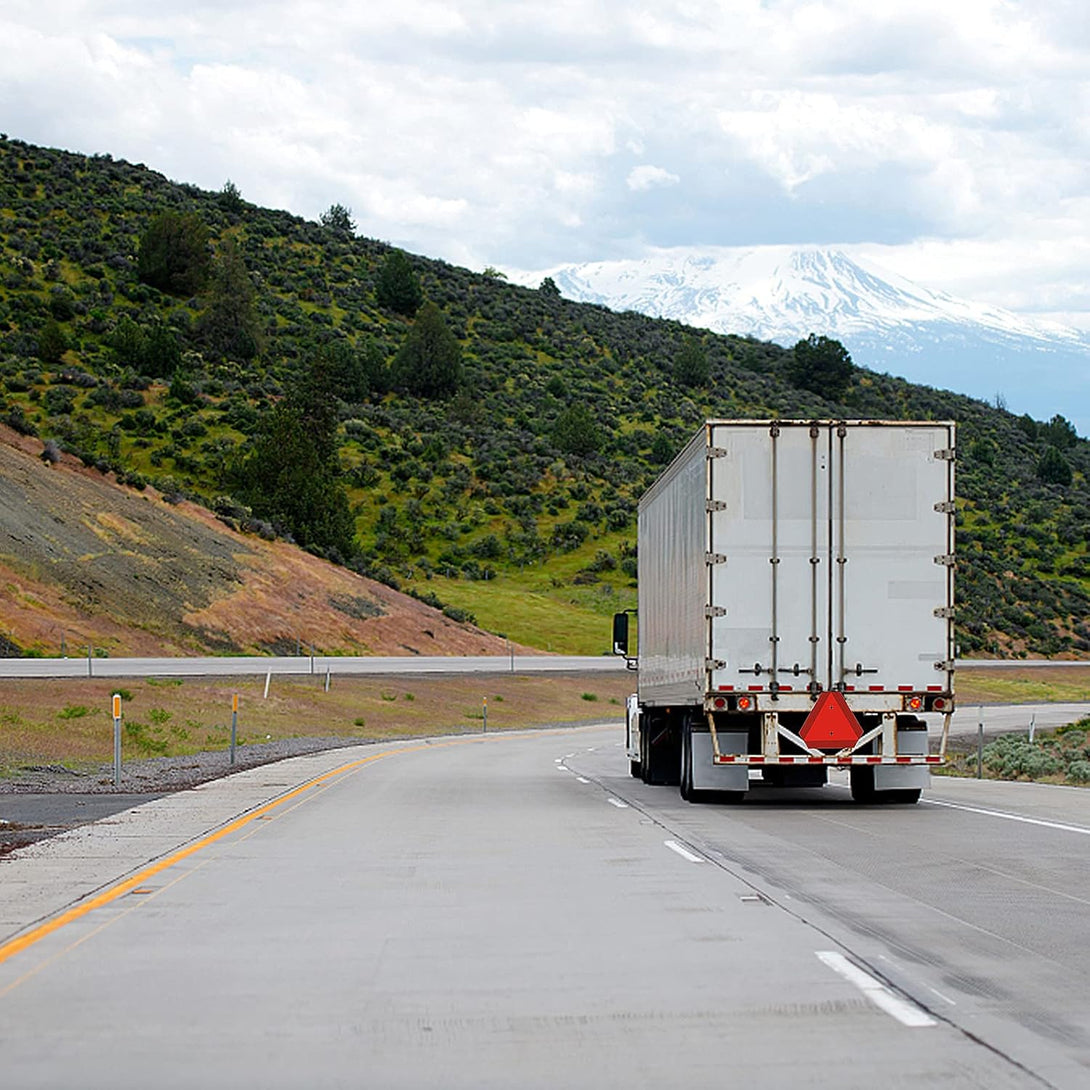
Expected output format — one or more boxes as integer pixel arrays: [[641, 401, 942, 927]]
[[946, 701, 1090, 742], [0, 654, 1084, 680], [0, 654, 628, 679], [3, 724, 1088, 1087]]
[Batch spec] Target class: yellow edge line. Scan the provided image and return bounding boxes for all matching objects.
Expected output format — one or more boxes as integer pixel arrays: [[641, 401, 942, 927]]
[[0, 742, 436, 968]]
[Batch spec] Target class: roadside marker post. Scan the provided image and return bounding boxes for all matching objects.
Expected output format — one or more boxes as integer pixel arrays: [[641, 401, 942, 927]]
[[230, 693, 239, 766], [977, 706, 984, 779], [483, 696, 488, 734], [263, 670, 272, 699], [112, 692, 122, 787]]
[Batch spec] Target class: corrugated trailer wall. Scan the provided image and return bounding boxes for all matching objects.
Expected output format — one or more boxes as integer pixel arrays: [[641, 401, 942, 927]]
[[637, 427, 708, 706]]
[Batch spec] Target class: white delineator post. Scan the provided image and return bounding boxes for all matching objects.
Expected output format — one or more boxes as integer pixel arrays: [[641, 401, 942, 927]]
[[230, 693, 239, 766], [112, 692, 122, 788]]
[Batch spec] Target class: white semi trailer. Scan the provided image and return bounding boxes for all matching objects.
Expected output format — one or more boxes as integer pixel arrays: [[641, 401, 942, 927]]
[[613, 420, 956, 804]]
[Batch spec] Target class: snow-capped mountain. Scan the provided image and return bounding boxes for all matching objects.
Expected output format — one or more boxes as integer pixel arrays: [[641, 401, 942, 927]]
[[521, 248, 1090, 435]]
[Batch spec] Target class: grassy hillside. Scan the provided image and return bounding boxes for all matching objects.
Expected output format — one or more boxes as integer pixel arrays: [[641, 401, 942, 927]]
[[2, 135, 1089, 657]]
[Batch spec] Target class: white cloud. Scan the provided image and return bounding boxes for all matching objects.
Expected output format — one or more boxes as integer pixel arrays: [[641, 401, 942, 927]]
[[0, 1, 1088, 317], [626, 165, 680, 191]]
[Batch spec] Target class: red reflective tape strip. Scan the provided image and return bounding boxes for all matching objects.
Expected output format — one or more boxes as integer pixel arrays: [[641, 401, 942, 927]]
[[748, 685, 763, 691], [896, 757, 912, 763], [843, 685, 855, 691], [927, 685, 943, 692], [898, 686, 913, 692], [779, 685, 793, 691], [809, 757, 824, 764], [867, 756, 882, 764], [718, 685, 734, 691], [869, 685, 884, 692], [751, 756, 765, 763]]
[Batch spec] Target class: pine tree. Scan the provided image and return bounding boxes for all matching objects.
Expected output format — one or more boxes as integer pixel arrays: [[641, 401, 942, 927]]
[[391, 302, 463, 398], [553, 403, 601, 456], [200, 237, 261, 360], [676, 335, 709, 387], [375, 250, 423, 316], [137, 211, 211, 295], [229, 355, 356, 558], [320, 203, 356, 237], [38, 317, 67, 363], [786, 334, 854, 398]]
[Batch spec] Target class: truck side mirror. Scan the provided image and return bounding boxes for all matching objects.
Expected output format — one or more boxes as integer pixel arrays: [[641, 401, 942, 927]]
[[612, 612, 629, 656]]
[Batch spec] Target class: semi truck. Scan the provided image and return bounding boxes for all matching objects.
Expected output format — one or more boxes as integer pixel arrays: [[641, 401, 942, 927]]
[[612, 419, 955, 804]]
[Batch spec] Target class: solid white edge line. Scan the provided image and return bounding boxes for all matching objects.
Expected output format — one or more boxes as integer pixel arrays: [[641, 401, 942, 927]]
[[663, 839, 704, 863], [817, 951, 936, 1027], [926, 799, 1090, 836]]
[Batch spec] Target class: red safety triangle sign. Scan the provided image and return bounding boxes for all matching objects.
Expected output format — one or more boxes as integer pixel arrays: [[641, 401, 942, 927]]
[[798, 691, 863, 749]]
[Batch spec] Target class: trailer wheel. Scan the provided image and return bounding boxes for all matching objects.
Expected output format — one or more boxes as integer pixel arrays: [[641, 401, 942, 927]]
[[629, 759, 642, 778], [643, 714, 680, 786], [850, 766, 876, 803], [679, 725, 693, 801], [879, 788, 922, 805], [851, 768, 922, 805]]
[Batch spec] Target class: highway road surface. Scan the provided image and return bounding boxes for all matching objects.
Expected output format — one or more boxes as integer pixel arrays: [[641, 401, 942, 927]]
[[2, 724, 1089, 1088]]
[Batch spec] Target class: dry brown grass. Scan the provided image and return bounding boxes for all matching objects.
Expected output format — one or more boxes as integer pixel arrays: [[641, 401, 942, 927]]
[[0, 673, 632, 774], [956, 666, 1090, 706]]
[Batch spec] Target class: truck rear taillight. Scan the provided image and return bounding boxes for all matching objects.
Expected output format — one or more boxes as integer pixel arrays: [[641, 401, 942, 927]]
[[906, 695, 924, 711], [737, 695, 753, 711], [930, 696, 949, 712]]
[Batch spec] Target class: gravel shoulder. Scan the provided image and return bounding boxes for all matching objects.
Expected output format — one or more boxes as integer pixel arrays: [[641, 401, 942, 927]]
[[0, 736, 373, 856]]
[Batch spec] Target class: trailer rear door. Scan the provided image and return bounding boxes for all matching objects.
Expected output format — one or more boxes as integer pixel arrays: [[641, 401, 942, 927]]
[[706, 421, 953, 696]]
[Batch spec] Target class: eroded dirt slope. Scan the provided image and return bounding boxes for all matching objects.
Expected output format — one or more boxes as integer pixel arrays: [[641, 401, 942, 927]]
[[0, 427, 528, 657]]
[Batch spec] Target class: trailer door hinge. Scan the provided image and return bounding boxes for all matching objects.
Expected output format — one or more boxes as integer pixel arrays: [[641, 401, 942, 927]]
[[933, 554, 956, 567], [707, 447, 729, 459], [705, 552, 728, 565], [933, 500, 956, 514], [705, 605, 727, 619], [933, 606, 955, 619], [706, 499, 728, 513], [934, 448, 956, 461], [705, 658, 726, 672], [934, 660, 956, 672]]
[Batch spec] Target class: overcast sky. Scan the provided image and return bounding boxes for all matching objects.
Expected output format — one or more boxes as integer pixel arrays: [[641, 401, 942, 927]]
[[3, 1, 1089, 327]]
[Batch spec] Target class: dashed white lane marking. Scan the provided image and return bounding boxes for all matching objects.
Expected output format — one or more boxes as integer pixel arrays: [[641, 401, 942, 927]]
[[817, 951, 936, 1028], [576, 777, 590, 784], [664, 839, 704, 863], [607, 797, 628, 808], [926, 799, 1090, 837]]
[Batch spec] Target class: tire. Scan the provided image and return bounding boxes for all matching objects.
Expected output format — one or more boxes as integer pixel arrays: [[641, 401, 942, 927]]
[[644, 715, 681, 786], [852, 767, 921, 805], [878, 788, 922, 805], [679, 725, 692, 801], [715, 791, 746, 805], [850, 766, 876, 803], [629, 759, 642, 779]]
